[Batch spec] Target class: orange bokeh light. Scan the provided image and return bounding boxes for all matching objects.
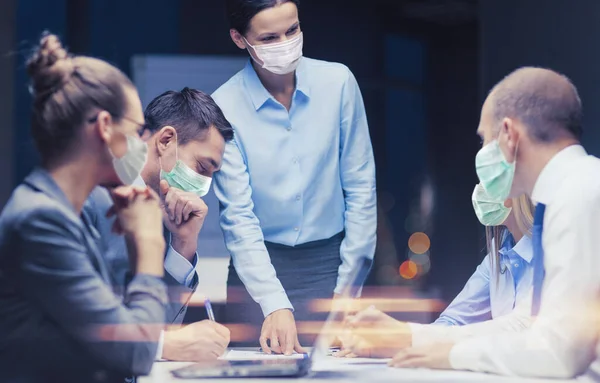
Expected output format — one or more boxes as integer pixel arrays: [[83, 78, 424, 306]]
[[399, 260, 418, 280], [408, 232, 431, 254]]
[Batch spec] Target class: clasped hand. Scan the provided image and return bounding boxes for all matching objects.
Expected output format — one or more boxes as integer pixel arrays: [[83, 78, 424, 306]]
[[159, 180, 207, 260]]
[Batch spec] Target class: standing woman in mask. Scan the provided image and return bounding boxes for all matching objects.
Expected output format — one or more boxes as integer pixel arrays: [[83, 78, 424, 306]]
[[0, 33, 167, 382], [212, 0, 377, 354]]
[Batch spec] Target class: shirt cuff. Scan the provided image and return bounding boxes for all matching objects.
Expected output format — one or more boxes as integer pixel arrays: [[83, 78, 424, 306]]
[[408, 323, 427, 347], [449, 339, 481, 371], [334, 283, 363, 297], [155, 330, 165, 360], [334, 269, 365, 297], [432, 317, 457, 326], [260, 291, 294, 318], [409, 322, 456, 347], [164, 244, 198, 287]]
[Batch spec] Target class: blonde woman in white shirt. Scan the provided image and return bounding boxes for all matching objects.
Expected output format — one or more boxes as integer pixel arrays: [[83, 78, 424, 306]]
[[337, 194, 535, 358]]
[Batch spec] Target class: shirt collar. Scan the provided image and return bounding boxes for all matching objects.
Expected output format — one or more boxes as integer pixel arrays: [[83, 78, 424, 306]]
[[511, 235, 533, 263], [242, 58, 310, 111], [498, 233, 533, 263], [294, 58, 310, 99], [531, 144, 587, 205]]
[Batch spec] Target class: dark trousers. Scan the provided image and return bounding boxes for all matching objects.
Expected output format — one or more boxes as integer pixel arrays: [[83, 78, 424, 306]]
[[223, 232, 343, 347]]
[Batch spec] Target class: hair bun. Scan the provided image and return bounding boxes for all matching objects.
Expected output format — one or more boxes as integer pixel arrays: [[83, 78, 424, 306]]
[[26, 32, 74, 97]]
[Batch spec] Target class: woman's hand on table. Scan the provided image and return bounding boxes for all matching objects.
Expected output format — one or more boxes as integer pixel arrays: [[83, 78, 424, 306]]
[[334, 306, 413, 358], [388, 342, 454, 369], [260, 309, 306, 356]]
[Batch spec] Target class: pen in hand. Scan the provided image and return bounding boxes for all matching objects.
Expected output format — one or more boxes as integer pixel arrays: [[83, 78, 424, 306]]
[[205, 298, 216, 322]]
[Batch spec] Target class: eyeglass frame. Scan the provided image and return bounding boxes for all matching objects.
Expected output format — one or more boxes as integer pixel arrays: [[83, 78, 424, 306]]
[[87, 113, 149, 138]]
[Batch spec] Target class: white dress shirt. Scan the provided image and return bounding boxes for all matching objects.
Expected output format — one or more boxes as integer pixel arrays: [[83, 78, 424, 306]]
[[449, 145, 600, 378]]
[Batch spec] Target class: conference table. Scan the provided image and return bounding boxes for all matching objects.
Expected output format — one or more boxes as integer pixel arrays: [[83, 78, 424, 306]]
[[139, 351, 571, 383]]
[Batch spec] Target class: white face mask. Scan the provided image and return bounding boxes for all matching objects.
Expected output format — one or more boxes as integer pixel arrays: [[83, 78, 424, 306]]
[[110, 134, 148, 185], [244, 32, 303, 75]]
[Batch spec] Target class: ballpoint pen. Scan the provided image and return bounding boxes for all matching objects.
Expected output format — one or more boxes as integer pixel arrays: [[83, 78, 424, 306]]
[[205, 298, 216, 322]]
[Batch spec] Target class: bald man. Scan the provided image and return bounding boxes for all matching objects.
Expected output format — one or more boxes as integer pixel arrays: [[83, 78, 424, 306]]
[[344, 67, 600, 379]]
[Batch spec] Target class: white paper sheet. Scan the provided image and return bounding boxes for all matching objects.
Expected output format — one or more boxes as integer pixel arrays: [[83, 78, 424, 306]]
[[222, 349, 307, 361], [312, 356, 391, 372]]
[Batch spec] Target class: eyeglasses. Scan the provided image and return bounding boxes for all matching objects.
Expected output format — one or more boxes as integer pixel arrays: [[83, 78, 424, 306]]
[[87, 114, 149, 138]]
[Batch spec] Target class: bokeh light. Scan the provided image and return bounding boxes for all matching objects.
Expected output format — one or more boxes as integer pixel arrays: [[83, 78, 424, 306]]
[[399, 260, 418, 280], [420, 180, 435, 218], [408, 232, 430, 254], [409, 251, 431, 274]]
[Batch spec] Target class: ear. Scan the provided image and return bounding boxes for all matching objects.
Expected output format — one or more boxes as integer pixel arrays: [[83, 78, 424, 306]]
[[504, 198, 513, 208], [230, 29, 247, 50], [156, 126, 177, 158], [499, 117, 520, 163], [93, 110, 114, 144]]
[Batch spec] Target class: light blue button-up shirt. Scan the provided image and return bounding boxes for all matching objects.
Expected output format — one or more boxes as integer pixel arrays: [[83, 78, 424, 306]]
[[212, 58, 377, 317], [434, 233, 534, 326]]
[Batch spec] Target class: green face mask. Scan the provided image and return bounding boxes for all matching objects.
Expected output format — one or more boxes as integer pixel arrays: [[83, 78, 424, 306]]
[[475, 140, 515, 201], [159, 134, 213, 197], [472, 183, 511, 226], [160, 160, 212, 197]]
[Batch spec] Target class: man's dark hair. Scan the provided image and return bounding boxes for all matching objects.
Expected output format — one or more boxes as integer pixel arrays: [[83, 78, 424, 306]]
[[144, 87, 233, 144], [226, 0, 300, 36], [490, 67, 583, 142]]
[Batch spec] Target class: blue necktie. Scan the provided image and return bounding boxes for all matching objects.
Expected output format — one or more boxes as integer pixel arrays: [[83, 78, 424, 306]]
[[531, 203, 546, 316]]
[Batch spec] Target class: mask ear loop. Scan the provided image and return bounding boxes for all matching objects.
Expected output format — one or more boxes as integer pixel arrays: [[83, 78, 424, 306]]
[[242, 36, 255, 49], [243, 37, 263, 67], [512, 139, 519, 166], [158, 130, 179, 173]]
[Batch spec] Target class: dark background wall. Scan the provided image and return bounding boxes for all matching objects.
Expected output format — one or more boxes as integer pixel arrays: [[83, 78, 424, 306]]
[[480, 0, 600, 155], [0, 0, 15, 206], [424, 21, 481, 301], [3, 0, 596, 305]]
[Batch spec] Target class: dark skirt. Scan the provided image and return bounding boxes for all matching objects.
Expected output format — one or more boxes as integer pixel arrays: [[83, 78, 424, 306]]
[[223, 232, 343, 347]]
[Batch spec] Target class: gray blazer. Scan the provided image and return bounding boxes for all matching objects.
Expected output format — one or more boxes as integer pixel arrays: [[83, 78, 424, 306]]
[[83, 186, 198, 324], [0, 169, 168, 382]]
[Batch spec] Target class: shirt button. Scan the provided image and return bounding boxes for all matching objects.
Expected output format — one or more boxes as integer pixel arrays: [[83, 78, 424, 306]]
[[296, 195, 301, 201], [293, 158, 298, 163], [287, 126, 292, 131], [294, 227, 299, 231], [514, 263, 519, 268]]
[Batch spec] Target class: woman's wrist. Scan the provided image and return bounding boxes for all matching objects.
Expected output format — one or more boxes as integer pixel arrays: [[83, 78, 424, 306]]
[[131, 235, 165, 277]]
